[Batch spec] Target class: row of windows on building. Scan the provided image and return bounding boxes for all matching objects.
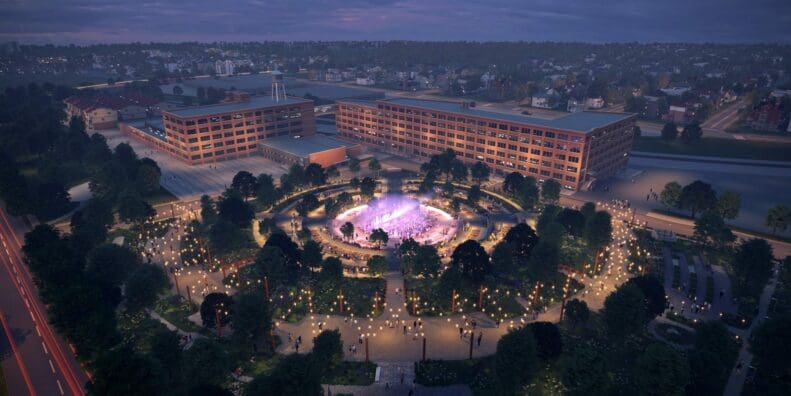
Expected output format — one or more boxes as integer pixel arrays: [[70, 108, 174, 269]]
[[163, 107, 304, 126], [340, 132, 580, 185]]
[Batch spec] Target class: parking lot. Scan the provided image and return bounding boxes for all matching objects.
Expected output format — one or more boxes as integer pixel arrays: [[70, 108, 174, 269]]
[[95, 128, 289, 200]]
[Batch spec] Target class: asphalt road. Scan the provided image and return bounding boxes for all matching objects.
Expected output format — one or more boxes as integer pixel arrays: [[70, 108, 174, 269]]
[[0, 206, 88, 395]]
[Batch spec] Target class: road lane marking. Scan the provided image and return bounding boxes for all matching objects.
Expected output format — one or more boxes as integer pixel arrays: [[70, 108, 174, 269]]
[[42, 341, 48, 354], [49, 359, 56, 373], [57, 380, 65, 395]]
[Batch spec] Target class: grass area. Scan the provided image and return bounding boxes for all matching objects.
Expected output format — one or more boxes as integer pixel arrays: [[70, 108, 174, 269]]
[[322, 361, 377, 385], [632, 136, 791, 162], [415, 356, 499, 394], [652, 208, 791, 243], [117, 310, 170, 353], [144, 186, 179, 206], [262, 277, 387, 323], [154, 296, 204, 333], [654, 323, 695, 346]]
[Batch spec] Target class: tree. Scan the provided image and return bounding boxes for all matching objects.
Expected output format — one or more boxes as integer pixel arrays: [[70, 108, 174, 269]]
[[369, 228, 389, 248], [255, 173, 280, 209], [732, 238, 774, 301], [625, 275, 666, 319], [217, 189, 254, 228], [320, 257, 344, 282], [172, 85, 183, 95], [368, 158, 381, 176], [296, 193, 320, 216], [451, 160, 468, 182], [717, 190, 741, 220], [32, 180, 72, 220], [312, 329, 343, 373], [87, 347, 164, 396], [135, 164, 161, 195], [86, 243, 140, 305], [263, 233, 301, 268], [359, 176, 376, 197], [603, 283, 647, 337], [470, 161, 490, 183], [502, 171, 524, 195], [246, 354, 322, 396], [366, 255, 387, 276], [678, 180, 717, 217], [584, 211, 613, 251], [304, 163, 327, 186], [150, 329, 183, 388], [688, 321, 739, 396], [348, 157, 360, 172], [541, 179, 561, 204], [527, 240, 560, 281], [518, 176, 540, 210], [199, 292, 234, 329], [579, 201, 596, 220], [661, 122, 678, 141], [451, 240, 490, 282], [562, 345, 610, 396], [556, 208, 586, 236], [258, 217, 283, 238], [766, 204, 790, 235], [680, 122, 702, 144], [466, 184, 482, 207], [693, 210, 735, 248], [200, 195, 217, 224], [117, 192, 155, 224], [526, 322, 562, 361], [564, 299, 589, 329], [301, 239, 323, 270], [634, 343, 690, 396], [125, 263, 169, 312], [413, 244, 441, 277], [231, 171, 258, 199], [495, 326, 539, 392], [441, 180, 455, 198], [750, 315, 791, 394], [340, 221, 355, 241], [208, 219, 250, 256], [660, 181, 682, 209], [183, 339, 231, 387], [504, 223, 539, 258], [491, 242, 515, 274], [231, 291, 272, 353]]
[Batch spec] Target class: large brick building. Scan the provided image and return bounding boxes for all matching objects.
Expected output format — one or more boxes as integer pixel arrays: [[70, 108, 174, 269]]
[[138, 93, 316, 165], [336, 98, 636, 191]]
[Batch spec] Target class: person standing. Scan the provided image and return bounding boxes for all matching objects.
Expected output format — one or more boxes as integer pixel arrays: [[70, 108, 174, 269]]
[[477, 332, 483, 347]]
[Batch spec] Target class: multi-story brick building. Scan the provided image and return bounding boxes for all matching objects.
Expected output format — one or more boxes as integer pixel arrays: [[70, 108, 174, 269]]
[[336, 98, 636, 191], [153, 94, 315, 165]]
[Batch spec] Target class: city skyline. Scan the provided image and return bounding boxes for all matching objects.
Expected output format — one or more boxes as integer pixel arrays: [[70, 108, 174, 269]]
[[1, 0, 790, 45]]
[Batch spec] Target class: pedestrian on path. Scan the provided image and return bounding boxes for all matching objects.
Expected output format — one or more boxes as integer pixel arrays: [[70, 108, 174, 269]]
[[477, 332, 483, 347], [459, 327, 463, 339]]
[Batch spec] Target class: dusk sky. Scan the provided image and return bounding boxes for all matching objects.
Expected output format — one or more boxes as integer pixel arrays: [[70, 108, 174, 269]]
[[1, 0, 790, 44]]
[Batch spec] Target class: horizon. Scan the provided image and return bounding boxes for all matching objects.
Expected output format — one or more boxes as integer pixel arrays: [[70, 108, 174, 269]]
[[1, 0, 790, 45]]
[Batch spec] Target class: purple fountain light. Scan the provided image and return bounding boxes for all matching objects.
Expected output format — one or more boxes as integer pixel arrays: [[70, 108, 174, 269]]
[[333, 194, 457, 246]]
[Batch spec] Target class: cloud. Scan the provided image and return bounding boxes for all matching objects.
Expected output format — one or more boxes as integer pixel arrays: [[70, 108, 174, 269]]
[[0, 0, 789, 44]]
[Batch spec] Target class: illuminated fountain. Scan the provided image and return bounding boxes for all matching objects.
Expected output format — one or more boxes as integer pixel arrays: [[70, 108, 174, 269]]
[[332, 195, 457, 247]]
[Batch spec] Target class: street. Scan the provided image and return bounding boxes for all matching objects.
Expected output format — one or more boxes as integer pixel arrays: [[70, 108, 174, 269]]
[[0, 206, 89, 395]]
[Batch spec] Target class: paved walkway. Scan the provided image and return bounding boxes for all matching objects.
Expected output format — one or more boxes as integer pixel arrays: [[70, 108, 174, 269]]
[[723, 264, 779, 396]]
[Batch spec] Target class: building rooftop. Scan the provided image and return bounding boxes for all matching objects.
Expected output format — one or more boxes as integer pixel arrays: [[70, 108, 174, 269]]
[[126, 118, 167, 142], [259, 134, 358, 158], [376, 98, 634, 133], [340, 99, 379, 108], [164, 96, 311, 118]]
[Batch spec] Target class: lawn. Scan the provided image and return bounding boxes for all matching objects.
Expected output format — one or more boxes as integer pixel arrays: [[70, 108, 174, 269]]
[[154, 295, 204, 333], [632, 136, 791, 162], [415, 356, 499, 394], [654, 323, 695, 346], [144, 186, 180, 206], [265, 277, 387, 323], [323, 361, 377, 385]]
